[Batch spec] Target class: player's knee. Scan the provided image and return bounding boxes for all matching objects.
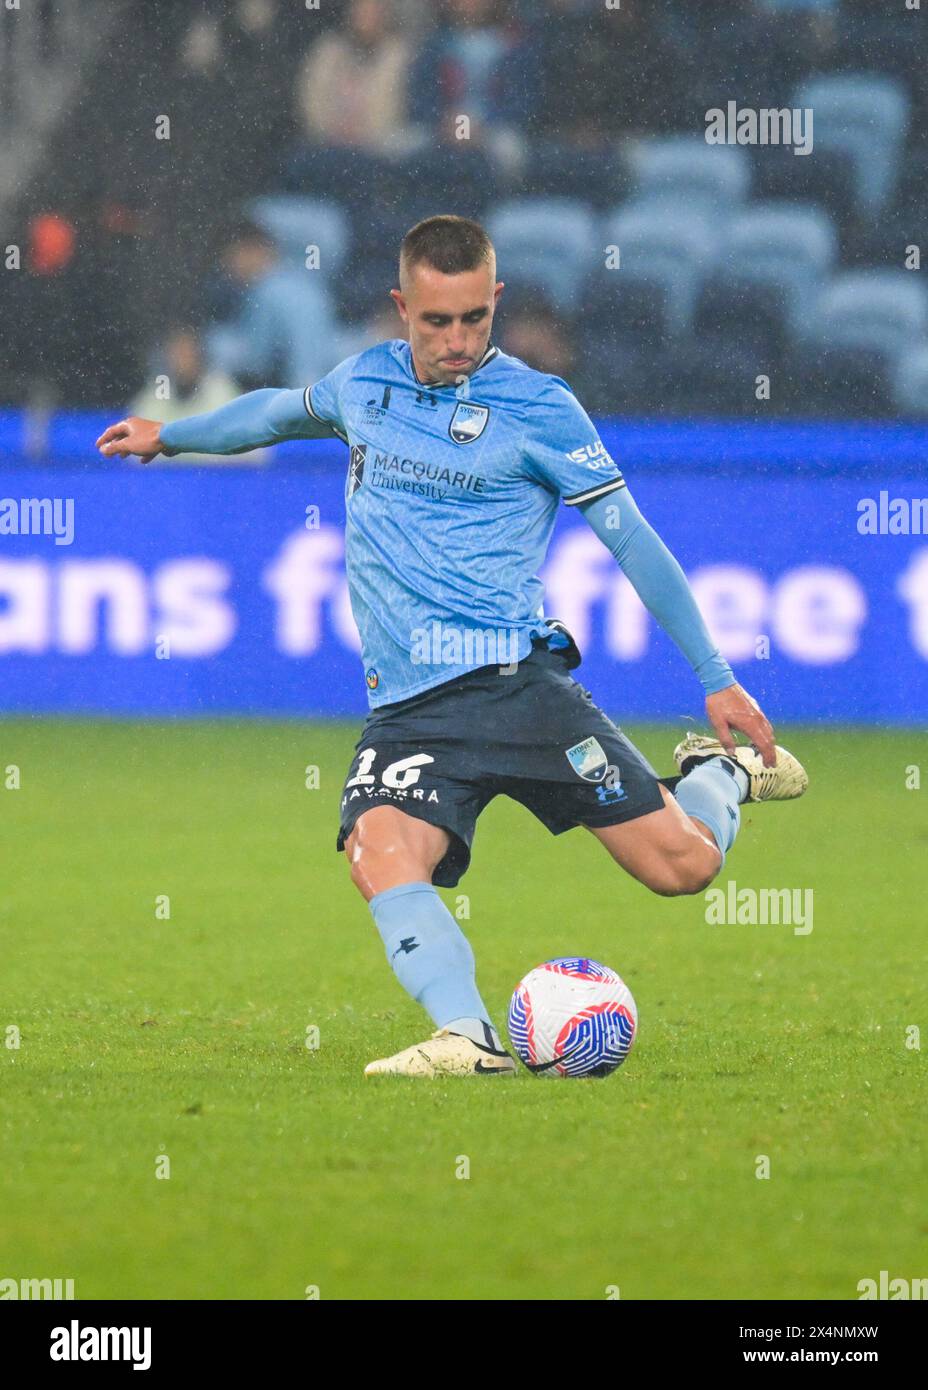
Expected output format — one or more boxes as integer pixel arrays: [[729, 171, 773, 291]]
[[343, 809, 445, 899], [344, 827, 386, 893]]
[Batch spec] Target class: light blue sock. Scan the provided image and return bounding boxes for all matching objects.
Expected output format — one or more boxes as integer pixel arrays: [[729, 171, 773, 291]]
[[674, 759, 746, 869], [368, 881, 492, 1029]]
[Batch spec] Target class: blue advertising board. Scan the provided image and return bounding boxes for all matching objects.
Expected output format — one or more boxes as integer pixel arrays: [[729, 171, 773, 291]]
[[0, 415, 926, 722]]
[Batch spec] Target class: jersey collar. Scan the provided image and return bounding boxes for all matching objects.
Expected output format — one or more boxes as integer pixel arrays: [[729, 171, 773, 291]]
[[401, 341, 499, 388]]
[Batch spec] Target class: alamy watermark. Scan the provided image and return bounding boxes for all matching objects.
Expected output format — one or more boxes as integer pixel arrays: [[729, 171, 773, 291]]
[[858, 1270, 927, 1300], [857, 493, 928, 535], [705, 102, 813, 156], [705, 881, 813, 935], [0, 497, 74, 546], [410, 620, 522, 670], [0, 1275, 75, 1299]]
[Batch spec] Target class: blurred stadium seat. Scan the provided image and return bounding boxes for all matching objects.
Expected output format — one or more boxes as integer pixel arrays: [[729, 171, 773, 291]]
[[485, 198, 599, 312], [791, 270, 928, 417], [700, 201, 839, 340], [628, 136, 752, 214], [793, 73, 910, 214], [807, 269, 927, 359], [892, 344, 928, 418], [602, 202, 718, 336]]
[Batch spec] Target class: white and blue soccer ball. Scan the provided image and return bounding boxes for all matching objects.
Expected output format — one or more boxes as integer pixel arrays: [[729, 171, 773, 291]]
[[507, 957, 637, 1078]]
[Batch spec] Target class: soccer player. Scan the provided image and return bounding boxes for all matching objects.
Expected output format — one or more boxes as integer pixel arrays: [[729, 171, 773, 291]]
[[97, 215, 808, 1078]]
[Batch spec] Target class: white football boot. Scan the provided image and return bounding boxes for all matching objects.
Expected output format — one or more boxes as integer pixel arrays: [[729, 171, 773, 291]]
[[673, 732, 808, 802], [364, 1028, 517, 1077]]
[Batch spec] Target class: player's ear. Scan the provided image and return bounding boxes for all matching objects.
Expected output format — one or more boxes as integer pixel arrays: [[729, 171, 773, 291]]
[[493, 281, 504, 305], [389, 288, 407, 320]]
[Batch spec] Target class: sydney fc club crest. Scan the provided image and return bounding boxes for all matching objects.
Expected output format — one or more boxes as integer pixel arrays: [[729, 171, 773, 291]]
[[565, 736, 609, 783], [449, 402, 489, 444], [348, 443, 367, 496]]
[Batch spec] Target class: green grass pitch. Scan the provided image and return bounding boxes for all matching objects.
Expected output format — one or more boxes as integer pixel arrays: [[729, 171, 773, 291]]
[[1, 719, 925, 1301]]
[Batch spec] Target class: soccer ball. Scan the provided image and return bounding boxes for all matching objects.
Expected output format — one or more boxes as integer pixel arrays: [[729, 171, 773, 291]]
[[507, 957, 637, 1078]]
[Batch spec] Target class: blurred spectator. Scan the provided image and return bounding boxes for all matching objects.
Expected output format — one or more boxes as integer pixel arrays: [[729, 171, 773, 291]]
[[132, 327, 238, 416], [130, 328, 251, 464], [2, 202, 149, 408], [204, 220, 340, 389], [498, 294, 575, 380], [407, 0, 537, 165], [294, 0, 412, 154]]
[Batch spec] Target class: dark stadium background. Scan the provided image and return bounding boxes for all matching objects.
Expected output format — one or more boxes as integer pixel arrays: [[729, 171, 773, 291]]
[[1, 0, 926, 720]]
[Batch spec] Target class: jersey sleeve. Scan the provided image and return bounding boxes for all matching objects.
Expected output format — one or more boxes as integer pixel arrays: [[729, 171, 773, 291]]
[[303, 353, 361, 443], [520, 376, 625, 506]]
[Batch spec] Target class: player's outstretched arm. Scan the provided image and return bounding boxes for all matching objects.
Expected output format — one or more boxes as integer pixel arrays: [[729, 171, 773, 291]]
[[579, 489, 776, 766], [96, 387, 334, 462]]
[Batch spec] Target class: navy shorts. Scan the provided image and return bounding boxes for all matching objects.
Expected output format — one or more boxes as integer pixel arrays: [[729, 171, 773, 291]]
[[336, 641, 666, 887]]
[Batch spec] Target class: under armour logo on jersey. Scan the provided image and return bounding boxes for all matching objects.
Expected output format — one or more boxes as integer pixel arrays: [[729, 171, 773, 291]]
[[391, 936, 420, 960]]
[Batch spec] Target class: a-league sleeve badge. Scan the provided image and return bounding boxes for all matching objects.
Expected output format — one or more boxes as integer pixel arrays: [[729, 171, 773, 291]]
[[348, 443, 367, 495]]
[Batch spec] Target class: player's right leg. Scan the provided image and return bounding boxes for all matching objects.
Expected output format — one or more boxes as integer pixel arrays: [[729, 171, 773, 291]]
[[343, 806, 516, 1077], [589, 737, 808, 894], [586, 782, 726, 895]]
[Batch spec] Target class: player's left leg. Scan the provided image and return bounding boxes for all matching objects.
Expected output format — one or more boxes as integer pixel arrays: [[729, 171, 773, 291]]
[[345, 808, 515, 1077]]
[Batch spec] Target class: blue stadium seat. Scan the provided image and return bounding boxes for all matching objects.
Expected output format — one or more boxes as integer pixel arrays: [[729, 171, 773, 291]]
[[249, 196, 351, 276], [793, 74, 910, 214], [601, 201, 719, 335], [720, 201, 839, 333], [485, 198, 599, 311], [790, 270, 926, 417], [892, 345, 928, 418], [807, 270, 928, 359], [628, 136, 751, 214]]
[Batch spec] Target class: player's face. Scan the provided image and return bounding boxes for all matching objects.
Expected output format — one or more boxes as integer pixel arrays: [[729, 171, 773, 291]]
[[391, 263, 503, 385]]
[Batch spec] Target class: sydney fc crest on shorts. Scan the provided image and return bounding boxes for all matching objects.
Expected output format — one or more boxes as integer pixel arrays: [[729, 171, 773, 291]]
[[565, 736, 609, 782], [449, 402, 489, 444]]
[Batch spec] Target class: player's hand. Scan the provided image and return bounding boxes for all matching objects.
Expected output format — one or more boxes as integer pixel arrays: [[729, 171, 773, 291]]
[[95, 416, 164, 463], [705, 682, 777, 767]]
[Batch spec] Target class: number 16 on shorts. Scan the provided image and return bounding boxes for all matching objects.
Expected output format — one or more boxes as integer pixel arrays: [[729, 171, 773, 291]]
[[344, 748, 440, 802]]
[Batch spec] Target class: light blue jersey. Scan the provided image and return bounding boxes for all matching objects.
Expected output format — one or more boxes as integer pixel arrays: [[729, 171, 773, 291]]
[[306, 339, 626, 706], [158, 339, 735, 707]]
